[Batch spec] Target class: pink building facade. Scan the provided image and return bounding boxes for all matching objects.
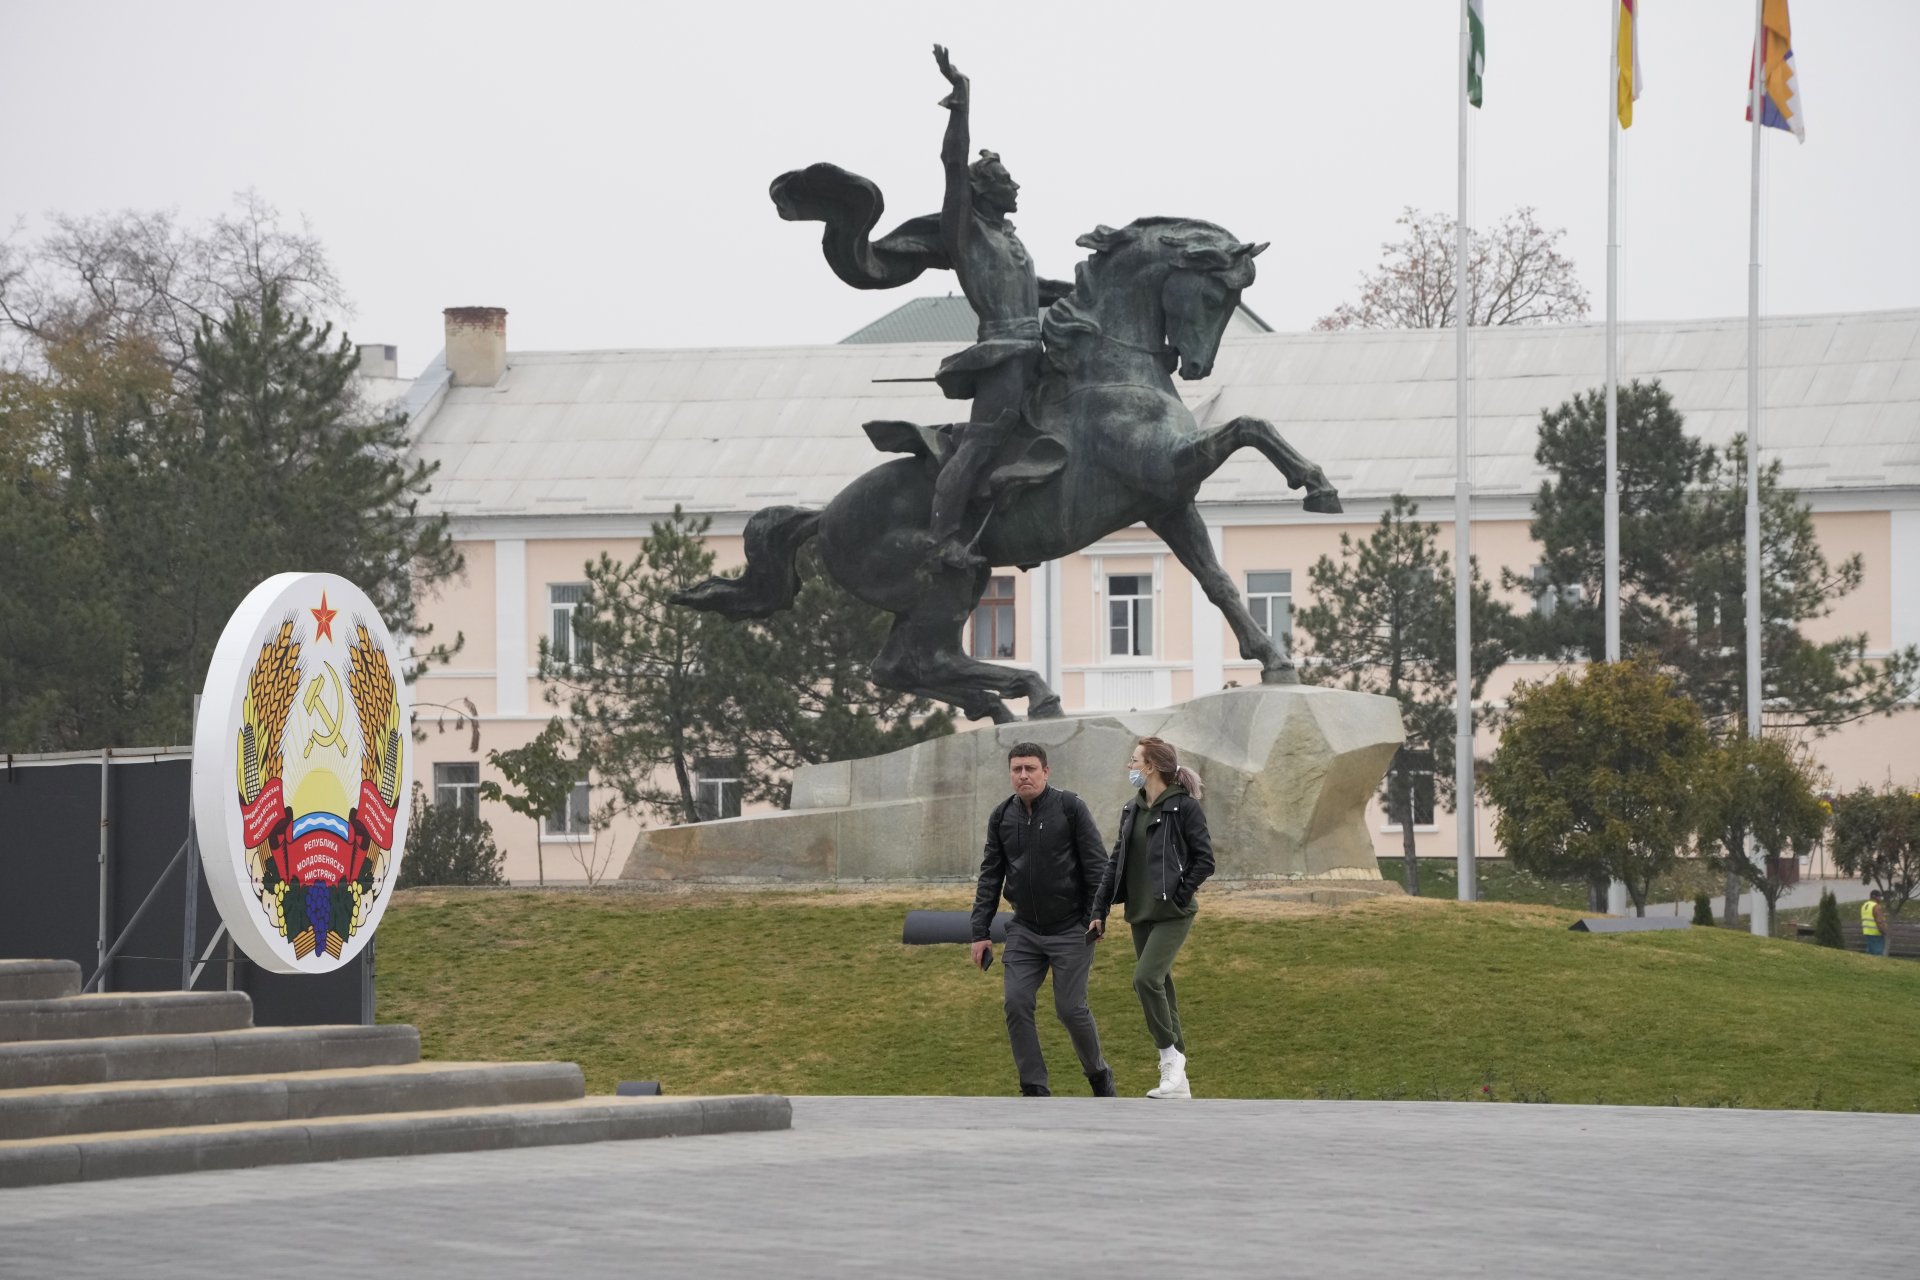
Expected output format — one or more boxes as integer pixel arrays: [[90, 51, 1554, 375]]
[[400, 308, 1920, 883]]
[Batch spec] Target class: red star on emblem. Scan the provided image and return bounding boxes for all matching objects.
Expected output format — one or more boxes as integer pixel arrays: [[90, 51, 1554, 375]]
[[311, 592, 338, 643]]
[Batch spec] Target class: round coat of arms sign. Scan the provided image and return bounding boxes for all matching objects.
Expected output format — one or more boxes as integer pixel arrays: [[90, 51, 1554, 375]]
[[193, 573, 412, 975]]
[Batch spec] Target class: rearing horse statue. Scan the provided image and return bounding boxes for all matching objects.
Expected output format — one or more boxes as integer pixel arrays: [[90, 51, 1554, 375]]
[[677, 215, 1342, 723]]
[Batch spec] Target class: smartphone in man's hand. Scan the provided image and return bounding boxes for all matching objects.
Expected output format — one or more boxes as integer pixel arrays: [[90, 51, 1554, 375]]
[[979, 949, 994, 971]]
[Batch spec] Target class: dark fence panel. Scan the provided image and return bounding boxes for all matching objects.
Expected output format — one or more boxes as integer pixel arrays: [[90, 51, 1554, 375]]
[[0, 758, 103, 970], [0, 754, 370, 1025]]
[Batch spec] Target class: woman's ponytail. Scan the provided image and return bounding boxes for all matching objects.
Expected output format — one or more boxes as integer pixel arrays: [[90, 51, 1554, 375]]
[[1137, 736, 1204, 801]]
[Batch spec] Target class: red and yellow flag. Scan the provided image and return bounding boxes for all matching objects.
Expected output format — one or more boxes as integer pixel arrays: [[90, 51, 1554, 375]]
[[1747, 0, 1805, 141]]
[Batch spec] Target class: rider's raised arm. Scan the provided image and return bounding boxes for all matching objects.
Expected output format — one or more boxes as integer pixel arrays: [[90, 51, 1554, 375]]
[[934, 44, 972, 248]]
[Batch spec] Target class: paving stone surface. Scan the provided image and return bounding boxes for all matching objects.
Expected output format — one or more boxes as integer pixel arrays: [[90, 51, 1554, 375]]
[[4, 1095, 1915, 1278]]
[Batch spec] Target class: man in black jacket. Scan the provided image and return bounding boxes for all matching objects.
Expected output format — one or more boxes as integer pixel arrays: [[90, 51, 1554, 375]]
[[971, 742, 1116, 1097]]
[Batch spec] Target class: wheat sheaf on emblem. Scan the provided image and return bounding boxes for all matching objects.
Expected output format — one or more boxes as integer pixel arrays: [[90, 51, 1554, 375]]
[[239, 617, 302, 808], [348, 621, 401, 800], [347, 620, 403, 930], [237, 617, 302, 931]]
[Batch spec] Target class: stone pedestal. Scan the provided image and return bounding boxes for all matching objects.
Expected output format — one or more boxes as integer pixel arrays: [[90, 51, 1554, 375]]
[[620, 685, 1403, 885]]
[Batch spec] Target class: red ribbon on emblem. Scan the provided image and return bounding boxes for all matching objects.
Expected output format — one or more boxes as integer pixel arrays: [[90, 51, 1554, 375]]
[[240, 777, 286, 849], [357, 778, 397, 849]]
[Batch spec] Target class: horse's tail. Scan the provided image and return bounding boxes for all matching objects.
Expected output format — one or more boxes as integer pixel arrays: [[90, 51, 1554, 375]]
[[672, 505, 821, 620]]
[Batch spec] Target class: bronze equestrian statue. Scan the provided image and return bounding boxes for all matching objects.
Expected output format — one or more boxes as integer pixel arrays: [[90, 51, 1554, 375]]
[[678, 46, 1341, 724]]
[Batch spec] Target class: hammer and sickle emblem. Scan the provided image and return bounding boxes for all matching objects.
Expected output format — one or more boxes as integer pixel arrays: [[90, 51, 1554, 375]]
[[302, 665, 350, 759]]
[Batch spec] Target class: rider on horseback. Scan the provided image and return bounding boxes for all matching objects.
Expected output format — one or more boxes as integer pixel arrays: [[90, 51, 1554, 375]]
[[923, 45, 1058, 572]]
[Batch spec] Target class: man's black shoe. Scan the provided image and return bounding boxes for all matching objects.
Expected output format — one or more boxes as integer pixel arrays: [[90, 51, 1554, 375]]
[[1087, 1066, 1117, 1097], [1020, 1083, 1052, 1097]]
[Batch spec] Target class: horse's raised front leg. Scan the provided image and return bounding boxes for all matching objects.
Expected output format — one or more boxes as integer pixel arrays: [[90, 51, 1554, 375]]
[[1146, 503, 1298, 685], [1173, 415, 1342, 513], [868, 574, 1065, 724]]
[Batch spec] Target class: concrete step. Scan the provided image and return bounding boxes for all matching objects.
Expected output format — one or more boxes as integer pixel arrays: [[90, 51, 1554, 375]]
[[0, 990, 253, 1044], [0, 1024, 420, 1090], [0, 1060, 586, 1141], [0, 960, 82, 1003], [0, 1093, 793, 1187]]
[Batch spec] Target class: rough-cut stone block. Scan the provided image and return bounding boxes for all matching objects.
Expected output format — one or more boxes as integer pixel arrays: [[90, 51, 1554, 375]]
[[623, 685, 1403, 884]]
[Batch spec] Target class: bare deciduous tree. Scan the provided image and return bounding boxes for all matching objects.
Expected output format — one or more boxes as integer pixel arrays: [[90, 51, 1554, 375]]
[[0, 190, 346, 376], [1316, 206, 1589, 331]]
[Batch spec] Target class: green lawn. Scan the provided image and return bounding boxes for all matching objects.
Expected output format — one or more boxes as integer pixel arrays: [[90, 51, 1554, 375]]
[[1379, 857, 1727, 910], [376, 889, 1920, 1111]]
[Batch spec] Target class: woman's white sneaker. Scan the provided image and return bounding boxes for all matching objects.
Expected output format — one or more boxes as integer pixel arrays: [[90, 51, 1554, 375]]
[[1147, 1048, 1191, 1099]]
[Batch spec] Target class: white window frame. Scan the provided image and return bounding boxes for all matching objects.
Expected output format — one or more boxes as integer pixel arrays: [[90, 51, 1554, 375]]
[[1107, 573, 1155, 659], [549, 583, 591, 664], [543, 780, 592, 839], [1246, 570, 1293, 642], [433, 762, 480, 818], [694, 757, 742, 821]]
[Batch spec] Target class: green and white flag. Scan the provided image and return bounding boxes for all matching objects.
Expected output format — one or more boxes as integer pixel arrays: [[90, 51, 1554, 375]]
[[1467, 0, 1486, 107]]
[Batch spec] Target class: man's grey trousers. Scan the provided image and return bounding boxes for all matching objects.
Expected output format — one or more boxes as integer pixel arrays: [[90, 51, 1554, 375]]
[[1001, 919, 1108, 1092]]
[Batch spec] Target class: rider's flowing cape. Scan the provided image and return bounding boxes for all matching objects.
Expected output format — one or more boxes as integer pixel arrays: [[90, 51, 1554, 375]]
[[770, 163, 950, 290]]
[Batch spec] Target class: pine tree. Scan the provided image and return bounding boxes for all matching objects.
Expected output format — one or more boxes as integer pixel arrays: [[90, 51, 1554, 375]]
[[0, 285, 460, 751], [1513, 380, 1919, 734], [0, 337, 153, 748], [1507, 381, 1712, 665], [1813, 889, 1845, 949], [544, 512, 952, 825], [1296, 495, 1514, 894], [542, 511, 741, 827], [712, 546, 953, 806]]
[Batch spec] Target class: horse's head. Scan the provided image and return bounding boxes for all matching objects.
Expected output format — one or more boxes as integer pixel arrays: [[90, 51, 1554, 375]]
[[1156, 227, 1267, 380], [1055, 219, 1267, 381]]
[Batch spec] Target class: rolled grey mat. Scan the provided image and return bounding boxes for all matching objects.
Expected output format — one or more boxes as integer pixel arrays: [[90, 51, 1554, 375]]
[[1569, 915, 1694, 933], [902, 910, 1010, 945]]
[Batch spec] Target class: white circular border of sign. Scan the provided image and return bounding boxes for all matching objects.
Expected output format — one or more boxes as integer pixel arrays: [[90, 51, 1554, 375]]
[[192, 572, 413, 975]]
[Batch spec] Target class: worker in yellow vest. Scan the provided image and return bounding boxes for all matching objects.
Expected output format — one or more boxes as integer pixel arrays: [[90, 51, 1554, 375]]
[[1861, 890, 1890, 957]]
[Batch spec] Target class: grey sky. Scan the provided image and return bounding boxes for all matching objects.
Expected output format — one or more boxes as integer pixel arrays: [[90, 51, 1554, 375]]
[[3, 1, 1914, 375]]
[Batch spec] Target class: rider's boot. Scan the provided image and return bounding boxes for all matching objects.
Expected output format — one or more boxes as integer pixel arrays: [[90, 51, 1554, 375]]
[[926, 533, 987, 572], [921, 410, 1017, 572], [921, 494, 990, 572]]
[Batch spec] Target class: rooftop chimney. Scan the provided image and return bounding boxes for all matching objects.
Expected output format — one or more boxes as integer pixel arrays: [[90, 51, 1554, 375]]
[[356, 343, 398, 379], [443, 307, 507, 386]]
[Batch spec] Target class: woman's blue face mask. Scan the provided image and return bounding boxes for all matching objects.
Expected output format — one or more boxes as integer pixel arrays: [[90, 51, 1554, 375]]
[[1127, 769, 1146, 790]]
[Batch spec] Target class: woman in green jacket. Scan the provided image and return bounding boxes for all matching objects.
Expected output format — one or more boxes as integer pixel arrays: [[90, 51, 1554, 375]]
[[1092, 735, 1215, 1099]]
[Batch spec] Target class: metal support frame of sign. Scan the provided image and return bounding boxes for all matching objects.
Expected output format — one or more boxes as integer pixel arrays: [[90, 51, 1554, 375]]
[[82, 720, 237, 996]]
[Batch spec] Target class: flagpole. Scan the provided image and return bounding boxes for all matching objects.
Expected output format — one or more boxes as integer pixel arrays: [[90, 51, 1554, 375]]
[[1605, 4, 1621, 668], [1454, 0, 1478, 903], [1746, 0, 1769, 937], [1604, 0, 1629, 918]]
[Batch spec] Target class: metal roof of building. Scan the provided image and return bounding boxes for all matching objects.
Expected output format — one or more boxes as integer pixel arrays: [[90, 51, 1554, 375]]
[[842, 294, 1273, 344], [408, 308, 1920, 520]]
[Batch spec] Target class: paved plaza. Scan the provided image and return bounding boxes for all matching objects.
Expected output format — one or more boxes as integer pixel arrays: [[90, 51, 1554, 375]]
[[5, 1095, 1916, 1277]]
